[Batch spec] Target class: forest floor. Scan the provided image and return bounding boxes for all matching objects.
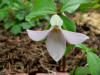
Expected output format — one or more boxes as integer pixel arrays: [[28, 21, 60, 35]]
[[0, 9, 100, 75]]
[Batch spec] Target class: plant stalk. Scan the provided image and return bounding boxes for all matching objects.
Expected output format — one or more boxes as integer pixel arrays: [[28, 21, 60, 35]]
[[61, 55, 66, 72]]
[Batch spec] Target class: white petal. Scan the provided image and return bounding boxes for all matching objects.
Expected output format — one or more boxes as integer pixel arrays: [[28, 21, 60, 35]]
[[46, 31, 66, 62], [27, 30, 50, 41], [61, 30, 89, 44], [50, 14, 63, 26]]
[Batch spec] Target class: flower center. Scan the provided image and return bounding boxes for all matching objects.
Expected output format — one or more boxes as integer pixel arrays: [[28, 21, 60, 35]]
[[51, 26, 60, 32]]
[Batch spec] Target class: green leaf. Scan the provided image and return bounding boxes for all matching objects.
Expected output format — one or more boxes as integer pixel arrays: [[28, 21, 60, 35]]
[[21, 21, 35, 29], [93, 0, 99, 3], [60, 0, 91, 13], [70, 67, 90, 75], [87, 52, 100, 75], [80, 3, 94, 11], [11, 25, 21, 35], [60, 15, 76, 32], [75, 44, 97, 52], [43, 16, 51, 22], [91, 48, 97, 52], [4, 19, 16, 29], [0, 8, 8, 20], [16, 13, 24, 21], [79, 0, 99, 11], [26, 0, 57, 21], [75, 44, 90, 51], [93, 4, 100, 8], [4, 22, 14, 29], [64, 4, 80, 13]]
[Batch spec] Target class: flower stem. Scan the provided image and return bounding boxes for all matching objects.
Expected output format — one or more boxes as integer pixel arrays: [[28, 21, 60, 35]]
[[60, 55, 66, 72], [63, 55, 66, 72]]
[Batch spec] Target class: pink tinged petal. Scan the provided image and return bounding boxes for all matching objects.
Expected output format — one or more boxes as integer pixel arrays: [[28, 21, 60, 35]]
[[27, 30, 50, 41], [61, 30, 89, 44], [46, 31, 66, 62]]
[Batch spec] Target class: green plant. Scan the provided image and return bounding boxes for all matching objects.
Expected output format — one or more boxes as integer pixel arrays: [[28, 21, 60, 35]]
[[0, 0, 50, 35]]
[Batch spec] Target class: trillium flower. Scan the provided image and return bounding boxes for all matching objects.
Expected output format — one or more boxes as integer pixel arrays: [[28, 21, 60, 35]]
[[27, 14, 89, 62]]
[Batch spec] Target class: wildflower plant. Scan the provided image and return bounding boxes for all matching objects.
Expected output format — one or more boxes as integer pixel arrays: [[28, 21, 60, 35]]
[[27, 14, 89, 61], [26, 0, 100, 75]]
